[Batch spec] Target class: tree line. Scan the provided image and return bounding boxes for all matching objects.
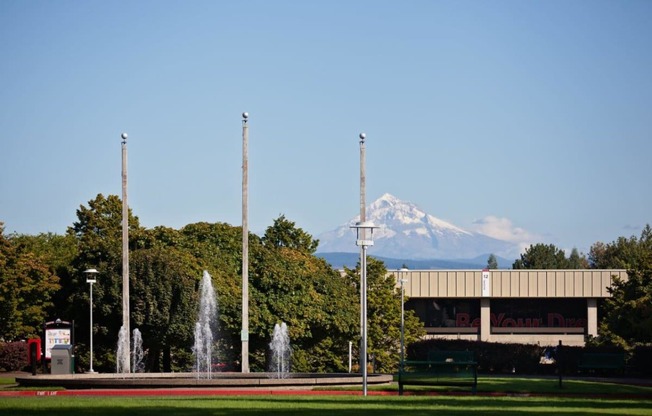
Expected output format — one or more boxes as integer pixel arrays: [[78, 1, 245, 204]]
[[0, 194, 423, 373], [1, 194, 649, 371]]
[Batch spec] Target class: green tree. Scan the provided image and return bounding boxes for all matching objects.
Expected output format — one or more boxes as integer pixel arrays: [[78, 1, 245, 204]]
[[261, 215, 319, 253], [598, 269, 652, 349], [162, 217, 360, 373], [130, 245, 201, 372], [512, 243, 569, 269], [175, 221, 254, 369], [0, 223, 61, 340], [345, 257, 424, 373], [486, 254, 498, 269], [63, 194, 144, 371], [567, 248, 589, 269], [589, 225, 652, 349], [9, 233, 78, 326], [251, 216, 358, 372], [589, 224, 652, 270], [9, 232, 77, 278]]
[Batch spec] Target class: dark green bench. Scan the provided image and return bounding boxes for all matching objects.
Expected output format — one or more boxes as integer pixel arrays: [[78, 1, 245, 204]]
[[398, 350, 478, 395], [577, 352, 625, 374]]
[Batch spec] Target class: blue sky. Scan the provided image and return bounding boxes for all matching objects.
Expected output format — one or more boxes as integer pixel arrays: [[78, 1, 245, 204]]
[[1, 0, 650, 255]]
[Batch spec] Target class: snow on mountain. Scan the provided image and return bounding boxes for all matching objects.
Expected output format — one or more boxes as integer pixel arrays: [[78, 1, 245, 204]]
[[316, 193, 518, 260]]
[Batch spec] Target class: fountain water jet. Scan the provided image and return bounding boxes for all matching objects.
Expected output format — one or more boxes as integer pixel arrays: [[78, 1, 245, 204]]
[[269, 322, 291, 378], [132, 328, 145, 373], [117, 327, 144, 374], [116, 326, 130, 374], [193, 270, 218, 379]]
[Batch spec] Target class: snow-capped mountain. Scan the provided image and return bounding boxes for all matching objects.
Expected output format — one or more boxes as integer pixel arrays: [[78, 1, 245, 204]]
[[316, 193, 518, 260]]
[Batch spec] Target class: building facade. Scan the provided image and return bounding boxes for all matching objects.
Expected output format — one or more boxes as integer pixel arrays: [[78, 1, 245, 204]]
[[394, 269, 627, 347]]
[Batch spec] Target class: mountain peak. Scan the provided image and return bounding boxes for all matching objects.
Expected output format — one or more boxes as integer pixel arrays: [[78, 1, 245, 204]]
[[378, 193, 400, 204], [317, 193, 519, 260], [368, 194, 467, 234]]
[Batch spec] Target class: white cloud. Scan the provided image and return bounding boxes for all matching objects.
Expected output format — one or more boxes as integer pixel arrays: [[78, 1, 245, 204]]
[[471, 216, 540, 254]]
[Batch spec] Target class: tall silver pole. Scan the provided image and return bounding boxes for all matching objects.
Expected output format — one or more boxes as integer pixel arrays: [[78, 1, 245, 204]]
[[400, 274, 405, 369], [360, 133, 366, 224], [359, 132, 367, 396], [89, 280, 94, 372], [120, 133, 130, 373], [399, 267, 408, 369], [241, 113, 250, 373], [361, 244, 368, 396]]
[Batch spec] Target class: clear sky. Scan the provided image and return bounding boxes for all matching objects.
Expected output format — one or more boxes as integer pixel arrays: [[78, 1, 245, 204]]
[[1, 0, 650, 255]]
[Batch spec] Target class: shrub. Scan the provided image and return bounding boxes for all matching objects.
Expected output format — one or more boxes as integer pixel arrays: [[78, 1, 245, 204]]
[[407, 339, 586, 375], [0, 342, 29, 371], [630, 345, 652, 376]]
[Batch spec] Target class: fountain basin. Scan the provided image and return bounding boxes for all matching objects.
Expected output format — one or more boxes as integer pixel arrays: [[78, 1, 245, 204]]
[[16, 372, 392, 389]]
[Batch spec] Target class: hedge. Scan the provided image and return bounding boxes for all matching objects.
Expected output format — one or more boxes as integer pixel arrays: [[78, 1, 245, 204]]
[[0, 342, 29, 371]]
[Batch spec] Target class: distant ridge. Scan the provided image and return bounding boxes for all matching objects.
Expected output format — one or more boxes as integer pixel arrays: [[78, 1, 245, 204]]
[[317, 252, 515, 270]]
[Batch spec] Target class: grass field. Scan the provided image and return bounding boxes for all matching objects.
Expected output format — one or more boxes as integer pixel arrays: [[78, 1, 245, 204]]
[[0, 394, 651, 416], [1, 375, 650, 416]]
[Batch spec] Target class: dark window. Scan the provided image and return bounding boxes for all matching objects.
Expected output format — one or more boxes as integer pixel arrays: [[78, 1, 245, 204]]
[[406, 299, 480, 328]]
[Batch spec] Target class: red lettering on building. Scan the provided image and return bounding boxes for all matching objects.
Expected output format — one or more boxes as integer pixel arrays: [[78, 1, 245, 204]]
[[491, 313, 505, 326], [547, 313, 565, 327], [456, 313, 470, 326], [446, 312, 584, 328]]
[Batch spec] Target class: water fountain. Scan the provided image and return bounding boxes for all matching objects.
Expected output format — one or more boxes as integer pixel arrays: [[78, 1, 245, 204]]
[[193, 270, 218, 379], [18, 275, 392, 388], [132, 328, 145, 373], [116, 326, 130, 374], [269, 322, 291, 378], [117, 326, 144, 374]]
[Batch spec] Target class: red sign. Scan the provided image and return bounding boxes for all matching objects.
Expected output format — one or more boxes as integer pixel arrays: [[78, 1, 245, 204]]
[[27, 338, 41, 363], [455, 312, 586, 328]]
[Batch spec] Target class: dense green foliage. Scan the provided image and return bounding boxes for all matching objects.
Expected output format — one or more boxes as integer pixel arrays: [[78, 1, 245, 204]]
[[0, 194, 424, 374], [589, 225, 652, 270], [512, 243, 589, 269], [0, 223, 61, 340], [588, 225, 652, 350], [2, 193, 650, 373], [252, 217, 360, 372], [344, 258, 425, 373]]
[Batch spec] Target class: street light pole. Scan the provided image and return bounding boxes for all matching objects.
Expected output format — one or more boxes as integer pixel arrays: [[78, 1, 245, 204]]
[[84, 268, 99, 374], [351, 221, 377, 397], [399, 268, 409, 370]]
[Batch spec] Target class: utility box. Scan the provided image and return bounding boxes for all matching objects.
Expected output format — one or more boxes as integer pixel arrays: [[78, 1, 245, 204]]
[[51, 344, 73, 375]]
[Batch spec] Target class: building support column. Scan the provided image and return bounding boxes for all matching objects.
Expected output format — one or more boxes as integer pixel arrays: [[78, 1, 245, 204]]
[[480, 298, 491, 342], [587, 298, 598, 338]]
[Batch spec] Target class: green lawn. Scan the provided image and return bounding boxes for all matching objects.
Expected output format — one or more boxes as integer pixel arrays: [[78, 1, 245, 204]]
[[1, 376, 650, 416], [395, 376, 652, 395], [0, 395, 651, 416], [0, 377, 15, 386]]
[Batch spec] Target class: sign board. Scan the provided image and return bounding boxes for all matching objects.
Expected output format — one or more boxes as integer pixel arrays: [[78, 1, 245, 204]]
[[45, 328, 71, 359], [482, 269, 491, 297]]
